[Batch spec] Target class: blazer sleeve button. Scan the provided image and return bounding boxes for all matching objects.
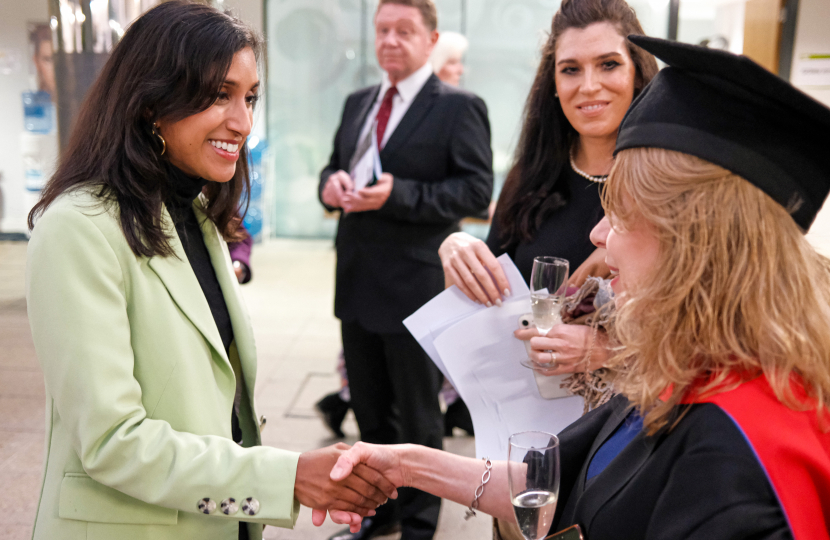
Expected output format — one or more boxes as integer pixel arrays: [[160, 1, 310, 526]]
[[221, 498, 239, 515], [197, 498, 216, 514], [242, 497, 260, 516]]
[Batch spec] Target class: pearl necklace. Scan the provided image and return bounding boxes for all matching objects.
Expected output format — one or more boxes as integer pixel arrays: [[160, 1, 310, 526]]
[[569, 149, 609, 184]]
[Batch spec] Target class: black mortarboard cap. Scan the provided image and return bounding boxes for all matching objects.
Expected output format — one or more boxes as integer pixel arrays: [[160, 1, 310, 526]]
[[616, 35, 830, 230]]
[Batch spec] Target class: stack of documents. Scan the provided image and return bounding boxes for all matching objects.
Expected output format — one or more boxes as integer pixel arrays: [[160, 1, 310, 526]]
[[404, 255, 585, 460]]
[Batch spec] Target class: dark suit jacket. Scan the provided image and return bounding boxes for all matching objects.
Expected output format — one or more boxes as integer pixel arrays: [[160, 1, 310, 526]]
[[319, 74, 493, 334], [550, 394, 791, 539]]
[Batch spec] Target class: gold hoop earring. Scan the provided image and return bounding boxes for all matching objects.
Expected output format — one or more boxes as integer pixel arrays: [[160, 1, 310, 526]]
[[152, 123, 166, 156]]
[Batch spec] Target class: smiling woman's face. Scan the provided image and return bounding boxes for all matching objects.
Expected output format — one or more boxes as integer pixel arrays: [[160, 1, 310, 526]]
[[156, 47, 260, 182], [554, 22, 636, 141]]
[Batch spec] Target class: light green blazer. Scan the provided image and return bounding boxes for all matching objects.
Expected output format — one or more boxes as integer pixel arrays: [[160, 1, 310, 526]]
[[26, 188, 300, 540]]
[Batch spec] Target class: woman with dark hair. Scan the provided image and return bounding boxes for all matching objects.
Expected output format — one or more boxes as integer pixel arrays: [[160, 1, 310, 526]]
[[25, 3, 393, 540], [439, 0, 657, 375]]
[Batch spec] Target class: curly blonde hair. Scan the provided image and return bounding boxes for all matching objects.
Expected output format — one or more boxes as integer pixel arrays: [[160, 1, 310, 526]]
[[604, 147, 830, 434]]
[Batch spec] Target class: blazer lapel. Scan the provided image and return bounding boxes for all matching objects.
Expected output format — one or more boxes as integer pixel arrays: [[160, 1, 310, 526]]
[[193, 198, 258, 397], [345, 86, 381, 168], [575, 400, 631, 495], [147, 206, 230, 367], [574, 409, 661, 530], [380, 75, 440, 158]]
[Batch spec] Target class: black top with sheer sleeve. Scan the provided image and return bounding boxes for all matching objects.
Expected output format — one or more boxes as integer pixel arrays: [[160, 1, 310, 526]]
[[486, 166, 604, 283]]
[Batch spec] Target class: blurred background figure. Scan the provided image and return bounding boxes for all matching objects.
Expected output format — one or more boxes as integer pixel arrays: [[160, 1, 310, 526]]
[[30, 24, 56, 97], [429, 31, 468, 87], [316, 27, 477, 444], [318, 0, 493, 537], [316, 351, 351, 440], [229, 221, 254, 284], [20, 23, 60, 233]]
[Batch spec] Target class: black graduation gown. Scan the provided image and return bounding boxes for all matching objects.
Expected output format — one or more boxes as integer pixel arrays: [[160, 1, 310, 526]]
[[551, 394, 792, 539]]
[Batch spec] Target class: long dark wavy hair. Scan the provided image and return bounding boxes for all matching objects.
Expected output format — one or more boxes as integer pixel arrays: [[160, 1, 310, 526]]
[[28, 1, 261, 258], [495, 0, 658, 246]]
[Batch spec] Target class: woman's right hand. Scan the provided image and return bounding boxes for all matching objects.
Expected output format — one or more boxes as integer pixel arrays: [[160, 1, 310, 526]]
[[296, 443, 397, 520], [439, 232, 510, 306]]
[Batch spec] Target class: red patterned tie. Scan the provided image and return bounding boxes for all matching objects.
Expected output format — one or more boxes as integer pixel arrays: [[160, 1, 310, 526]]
[[375, 86, 398, 150]]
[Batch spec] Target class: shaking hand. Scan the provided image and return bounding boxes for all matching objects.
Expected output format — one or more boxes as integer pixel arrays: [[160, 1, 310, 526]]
[[295, 443, 398, 532]]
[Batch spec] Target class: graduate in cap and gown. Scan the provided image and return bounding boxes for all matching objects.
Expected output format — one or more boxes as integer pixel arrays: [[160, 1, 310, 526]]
[[321, 36, 830, 540]]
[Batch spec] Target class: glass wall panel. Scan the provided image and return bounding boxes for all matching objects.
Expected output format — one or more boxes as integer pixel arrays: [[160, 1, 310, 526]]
[[265, 0, 672, 239], [266, 0, 364, 238]]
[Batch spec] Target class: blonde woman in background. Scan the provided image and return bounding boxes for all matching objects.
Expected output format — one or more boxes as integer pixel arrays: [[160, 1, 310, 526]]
[[429, 31, 468, 86]]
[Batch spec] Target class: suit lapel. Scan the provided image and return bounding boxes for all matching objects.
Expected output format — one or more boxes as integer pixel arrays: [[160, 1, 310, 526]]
[[147, 205, 230, 368], [345, 86, 381, 169], [193, 198, 258, 399], [380, 75, 440, 158], [574, 408, 661, 530], [575, 400, 631, 496]]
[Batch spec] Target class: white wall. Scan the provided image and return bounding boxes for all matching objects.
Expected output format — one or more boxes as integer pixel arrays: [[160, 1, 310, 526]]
[[795, 0, 830, 254], [220, 0, 263, 36], [790, 0, 830, 107], [0, 1, 49, 234]]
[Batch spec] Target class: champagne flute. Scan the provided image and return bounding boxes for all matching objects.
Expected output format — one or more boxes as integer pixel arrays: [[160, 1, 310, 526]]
[[508, 431, 561, 540], [529, 256, 569, 336]]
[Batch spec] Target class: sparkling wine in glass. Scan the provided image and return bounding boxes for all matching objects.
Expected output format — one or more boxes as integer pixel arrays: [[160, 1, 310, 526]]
[[508, 431, 561, 540], [530, 256, 569, 336]]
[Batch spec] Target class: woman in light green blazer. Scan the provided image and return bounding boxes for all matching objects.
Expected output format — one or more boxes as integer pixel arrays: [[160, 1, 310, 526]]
[[25, 3, 393, 540]]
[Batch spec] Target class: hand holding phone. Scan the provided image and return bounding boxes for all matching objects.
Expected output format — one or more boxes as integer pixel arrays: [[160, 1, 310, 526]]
[[517, 314, 572, 400]]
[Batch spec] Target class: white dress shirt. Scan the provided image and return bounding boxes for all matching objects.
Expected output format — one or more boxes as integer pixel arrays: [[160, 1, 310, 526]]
[[358, 61, 435, 149]]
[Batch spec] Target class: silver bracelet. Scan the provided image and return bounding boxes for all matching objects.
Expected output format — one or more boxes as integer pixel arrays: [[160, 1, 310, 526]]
[[464, 457, 492, 520]]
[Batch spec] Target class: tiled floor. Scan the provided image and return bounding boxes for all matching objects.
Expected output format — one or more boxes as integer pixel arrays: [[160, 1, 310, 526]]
[[0, 239, 490, 540]]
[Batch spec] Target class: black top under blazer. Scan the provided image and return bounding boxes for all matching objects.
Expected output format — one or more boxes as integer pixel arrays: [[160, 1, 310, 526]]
[[319, 74, 493, 334], [552, 394, 792, 539]]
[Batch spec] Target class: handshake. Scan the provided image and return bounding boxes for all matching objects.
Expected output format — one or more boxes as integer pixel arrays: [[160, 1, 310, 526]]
[[294, 442, 405, 533]]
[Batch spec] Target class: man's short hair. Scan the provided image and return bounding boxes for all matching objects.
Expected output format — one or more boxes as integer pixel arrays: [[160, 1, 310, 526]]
[[377, 0, 438, 32]]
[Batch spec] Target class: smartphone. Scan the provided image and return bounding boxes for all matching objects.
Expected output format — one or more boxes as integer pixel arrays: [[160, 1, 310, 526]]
[[518, 314, 572, 400], [546, 524, 585, 540]]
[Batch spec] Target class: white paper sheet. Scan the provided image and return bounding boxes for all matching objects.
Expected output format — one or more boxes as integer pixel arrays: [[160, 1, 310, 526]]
[[434, 299, 584, 460], [404, 255, 585, 460], [403, 254, 528, 388], [351, 123, 383, 191]]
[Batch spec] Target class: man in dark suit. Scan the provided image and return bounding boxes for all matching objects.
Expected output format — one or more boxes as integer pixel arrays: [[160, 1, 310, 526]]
[[318, 1, 492, 538]]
